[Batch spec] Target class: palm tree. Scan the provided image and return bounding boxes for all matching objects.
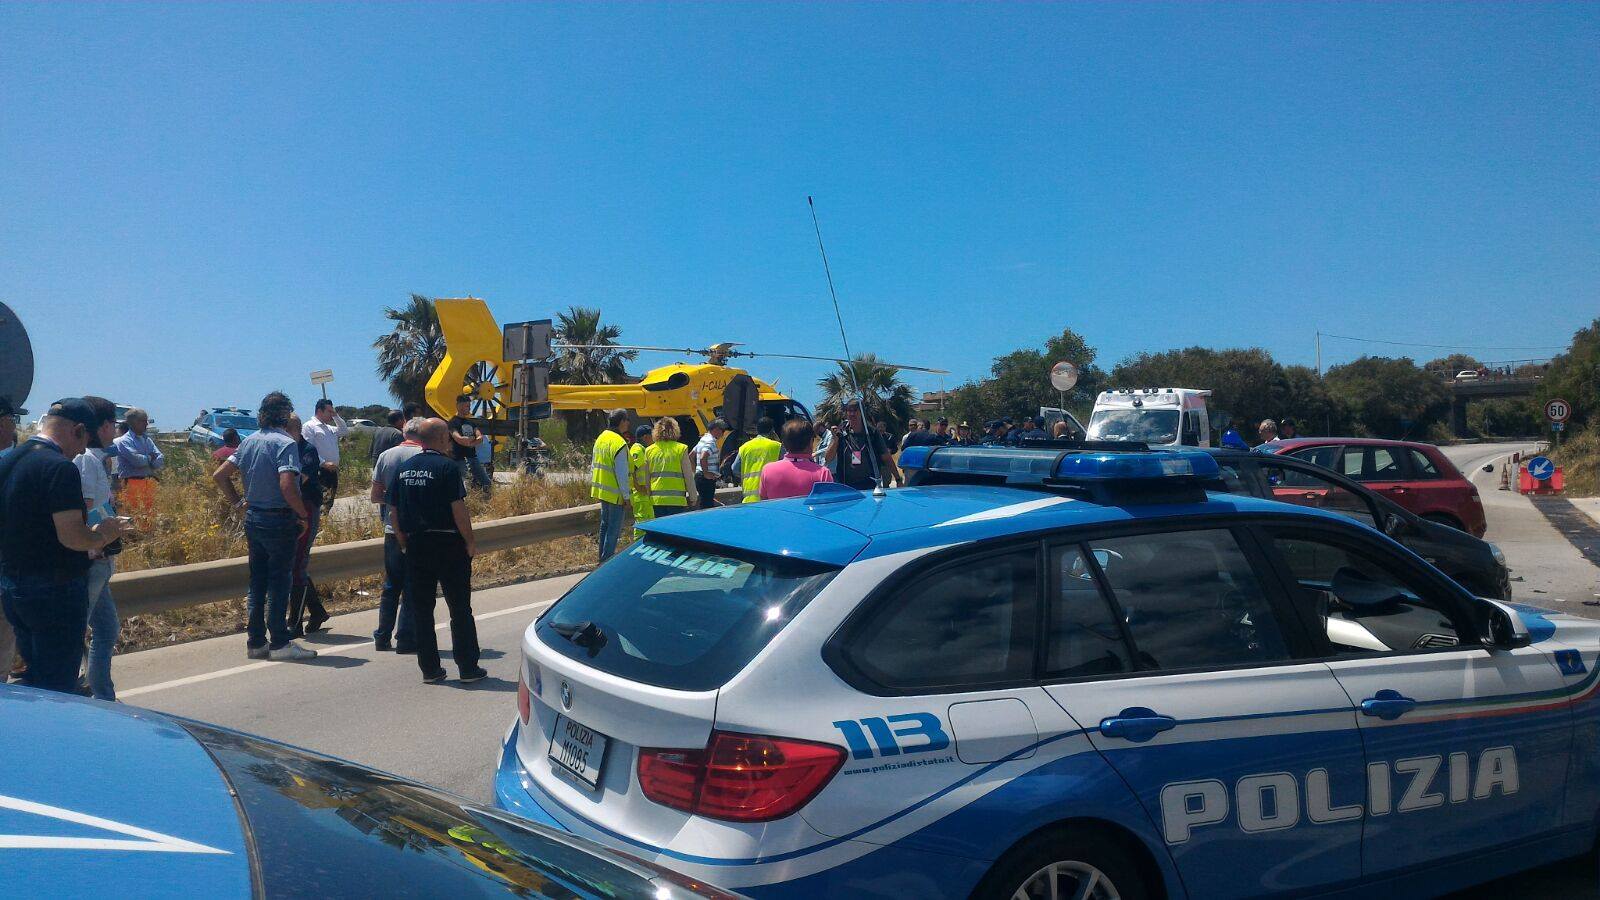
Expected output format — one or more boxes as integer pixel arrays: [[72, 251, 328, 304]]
[[815, 354, 916, 434], [551, 306, 637, 443], [373, 294, 445, 407]]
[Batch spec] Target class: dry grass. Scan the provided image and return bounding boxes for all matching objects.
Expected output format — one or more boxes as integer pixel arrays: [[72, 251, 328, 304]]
[[115, 464, 600, 652], [1553, 429, 1598, 498]]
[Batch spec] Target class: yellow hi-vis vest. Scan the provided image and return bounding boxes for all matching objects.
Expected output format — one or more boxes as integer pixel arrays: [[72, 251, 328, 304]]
[[590, 430, 628, 504], [738, 436, 784, 503], [645, 440, 689, 507], [629, 442, 653, 521]]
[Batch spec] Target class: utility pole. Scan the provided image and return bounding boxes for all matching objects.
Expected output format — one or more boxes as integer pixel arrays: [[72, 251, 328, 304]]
[[1315, 331, 1323, 378]]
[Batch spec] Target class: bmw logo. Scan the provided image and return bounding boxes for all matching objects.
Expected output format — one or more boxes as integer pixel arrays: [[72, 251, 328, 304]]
[[560, 681, 572, 710]]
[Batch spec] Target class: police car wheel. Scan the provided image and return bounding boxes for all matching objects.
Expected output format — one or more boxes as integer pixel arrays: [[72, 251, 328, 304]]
[[974, 826, 1148, 900]]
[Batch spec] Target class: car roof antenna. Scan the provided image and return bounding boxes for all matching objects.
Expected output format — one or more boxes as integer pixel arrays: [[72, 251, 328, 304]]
[[808, 196, 886, 498]]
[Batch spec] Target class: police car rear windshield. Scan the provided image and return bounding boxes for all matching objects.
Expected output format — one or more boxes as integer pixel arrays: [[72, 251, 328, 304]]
[[538, 539, 838, 691], [1087, 408, 1179, 444]]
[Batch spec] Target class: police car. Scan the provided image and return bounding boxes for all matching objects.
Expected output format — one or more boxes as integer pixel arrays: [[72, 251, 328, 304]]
[[496, 445, 1600, 899], [0, 684, 733, 899]]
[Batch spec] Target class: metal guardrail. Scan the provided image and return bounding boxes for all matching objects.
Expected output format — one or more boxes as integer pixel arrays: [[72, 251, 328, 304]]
[[110, 489, 740, 618]]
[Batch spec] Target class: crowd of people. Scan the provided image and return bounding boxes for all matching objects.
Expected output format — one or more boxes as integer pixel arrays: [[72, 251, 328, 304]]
[[0, 388, 1316, 697], [0, 390, 496, 699]]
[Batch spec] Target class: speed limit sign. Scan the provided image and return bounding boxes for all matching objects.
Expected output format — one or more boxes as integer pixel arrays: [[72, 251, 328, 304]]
[[1545, 398, 1571, 424]]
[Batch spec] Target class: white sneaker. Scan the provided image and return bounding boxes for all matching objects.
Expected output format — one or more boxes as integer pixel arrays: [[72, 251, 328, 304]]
[[269, 641, 318, 661], [247, 645, 270, 660]]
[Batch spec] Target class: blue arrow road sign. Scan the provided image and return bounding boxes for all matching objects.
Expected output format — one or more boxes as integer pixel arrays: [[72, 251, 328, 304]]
[[1527, 456, 1555, 480]]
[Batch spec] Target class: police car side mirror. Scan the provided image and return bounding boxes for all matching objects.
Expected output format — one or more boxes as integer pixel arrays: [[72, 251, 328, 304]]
[[1483, 600, 1532, 651]]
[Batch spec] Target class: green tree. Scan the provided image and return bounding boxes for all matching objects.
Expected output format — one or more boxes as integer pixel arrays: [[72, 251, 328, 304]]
[[1537, 317, 1600, 434], [941, 327, 1104, 428], [1109, 347, 1297, 434], [1323, 356, 1450, 439], [1423, 353, 1484, 377], [815, 354, 916, 434], [372, 294, 445, 408], [550, 306, 638, 444]]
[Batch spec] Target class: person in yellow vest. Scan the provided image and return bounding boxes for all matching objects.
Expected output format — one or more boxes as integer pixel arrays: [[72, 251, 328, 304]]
[[644, 416, 697, 517], [628, 424, 654, 533], [734, 417, 784, 503], [589, 410, 632, 562]]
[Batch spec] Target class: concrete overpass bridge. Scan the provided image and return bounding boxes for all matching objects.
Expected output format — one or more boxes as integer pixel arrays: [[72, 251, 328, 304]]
[[1441, 359, 1550, 436]]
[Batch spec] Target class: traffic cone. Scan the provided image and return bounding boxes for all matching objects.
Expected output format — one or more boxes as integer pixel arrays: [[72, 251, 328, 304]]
[[1499, 464, 1511, 491]]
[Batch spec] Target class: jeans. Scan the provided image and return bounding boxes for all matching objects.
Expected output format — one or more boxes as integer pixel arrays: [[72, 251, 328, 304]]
[[695, 476, 721, 510], [459, 456, 492, 492], [293, 505, 322, 588], [0, 570, 90, 694], [403, 532, 479, 676], [85, 558, 119, 701], [598, 501, 625, 562], [0, 578, 15, 680], [245, 507, 299, 650], [375, 533, 415, 647]]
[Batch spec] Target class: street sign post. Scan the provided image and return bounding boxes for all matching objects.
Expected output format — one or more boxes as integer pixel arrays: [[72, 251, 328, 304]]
[[1545, 398, 1571, 449], [309, 369, 334, 400]]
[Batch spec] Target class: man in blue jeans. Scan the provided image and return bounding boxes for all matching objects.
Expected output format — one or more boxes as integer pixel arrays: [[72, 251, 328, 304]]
[[213, 391, 317, 662], [369, 416, 423, 651], [0, 398, 126, 694]]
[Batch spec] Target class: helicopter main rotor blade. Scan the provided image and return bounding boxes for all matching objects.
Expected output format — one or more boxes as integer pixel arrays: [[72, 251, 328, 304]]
[[729, 350, 949, 375], [552, 343, 701, 355]]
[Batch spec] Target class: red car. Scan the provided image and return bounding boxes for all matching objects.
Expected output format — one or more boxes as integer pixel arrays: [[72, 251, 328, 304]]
[[1263, 437, 1487, 537]]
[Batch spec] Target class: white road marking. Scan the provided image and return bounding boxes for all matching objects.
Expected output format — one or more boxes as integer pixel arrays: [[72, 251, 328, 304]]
[[0, 794, 231, 854], [120, 599, 557, 700]]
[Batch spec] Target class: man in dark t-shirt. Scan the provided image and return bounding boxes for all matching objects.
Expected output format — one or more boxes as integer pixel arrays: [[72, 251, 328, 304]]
[[827, 404, 898, 490], [389, 418, 483, 684], [0, 398, 125, 693], [449, 395, 492, 492], [369, 409, 405, 460]]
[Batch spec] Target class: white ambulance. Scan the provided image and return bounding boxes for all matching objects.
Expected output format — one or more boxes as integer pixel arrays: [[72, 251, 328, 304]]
[[1086, 388, 1213, 447]]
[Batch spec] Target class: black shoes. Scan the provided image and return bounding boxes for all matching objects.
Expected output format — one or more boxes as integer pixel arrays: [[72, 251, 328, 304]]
[[459, 667, 488, 683], [373, 636, 392, 651], [422, 669, 448, 684]]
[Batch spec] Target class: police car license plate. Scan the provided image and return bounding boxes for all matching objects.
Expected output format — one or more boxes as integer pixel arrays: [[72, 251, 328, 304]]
[[549, 715, 608, 789]]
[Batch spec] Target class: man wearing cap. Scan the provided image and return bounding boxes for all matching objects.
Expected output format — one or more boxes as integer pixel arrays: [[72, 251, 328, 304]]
[[0, 395, 23, 681], [0, 399, 126, 693], [954, 421, 974, 446]]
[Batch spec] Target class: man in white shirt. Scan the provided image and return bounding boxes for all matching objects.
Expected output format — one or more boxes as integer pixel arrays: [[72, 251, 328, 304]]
[[691, 419, 727, 510], [302, 399, 347, 513]]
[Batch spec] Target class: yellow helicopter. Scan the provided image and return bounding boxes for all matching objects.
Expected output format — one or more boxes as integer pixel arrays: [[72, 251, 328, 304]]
[[423, 297, 946, 441]]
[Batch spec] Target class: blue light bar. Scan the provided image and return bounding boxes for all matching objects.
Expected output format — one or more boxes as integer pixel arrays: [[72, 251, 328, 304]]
[[1053, 450, 1219, 480], [915, 447, 1061, 478]]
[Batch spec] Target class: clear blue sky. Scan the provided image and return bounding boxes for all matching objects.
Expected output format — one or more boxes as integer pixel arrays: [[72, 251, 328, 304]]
[[3, 3, 1595, 428]]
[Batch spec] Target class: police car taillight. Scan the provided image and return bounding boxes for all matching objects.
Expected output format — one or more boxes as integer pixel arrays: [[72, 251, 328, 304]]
[[637, 731, 846, 822]]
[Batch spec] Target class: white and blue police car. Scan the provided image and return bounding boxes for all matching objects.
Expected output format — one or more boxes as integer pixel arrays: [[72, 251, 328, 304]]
[[496, 445, 1600, 899]]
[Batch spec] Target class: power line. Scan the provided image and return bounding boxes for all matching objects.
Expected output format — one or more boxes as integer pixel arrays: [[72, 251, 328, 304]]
[[1318, 332, 1567, 353]]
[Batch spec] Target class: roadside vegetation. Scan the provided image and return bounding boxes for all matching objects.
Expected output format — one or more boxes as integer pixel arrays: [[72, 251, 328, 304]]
[[115, 451, 597, 651]]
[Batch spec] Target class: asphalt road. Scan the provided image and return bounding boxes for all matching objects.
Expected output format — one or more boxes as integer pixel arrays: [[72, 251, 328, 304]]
[[116, 443, 1600, 896]]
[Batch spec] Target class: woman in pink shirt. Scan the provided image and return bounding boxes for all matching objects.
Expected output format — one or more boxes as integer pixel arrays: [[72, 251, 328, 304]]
[[759, 419, 835, 500]]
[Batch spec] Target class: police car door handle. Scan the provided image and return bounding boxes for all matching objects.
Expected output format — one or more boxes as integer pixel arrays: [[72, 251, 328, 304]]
[[1098, 708, 1177, 743], [1360, 690, 1417, 721]]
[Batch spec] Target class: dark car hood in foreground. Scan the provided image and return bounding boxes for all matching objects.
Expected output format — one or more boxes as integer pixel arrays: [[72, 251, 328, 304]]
[[0, 686, 253, 896], [0, 686, 736, 899]]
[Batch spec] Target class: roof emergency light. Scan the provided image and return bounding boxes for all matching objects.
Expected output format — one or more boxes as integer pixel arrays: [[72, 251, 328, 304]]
[[1053, 449, 1219, 481]]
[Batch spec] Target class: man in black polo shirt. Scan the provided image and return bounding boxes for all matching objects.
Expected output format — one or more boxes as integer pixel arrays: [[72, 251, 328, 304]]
[[388, 418, 484, 684], [0, 399, 126, 693]]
